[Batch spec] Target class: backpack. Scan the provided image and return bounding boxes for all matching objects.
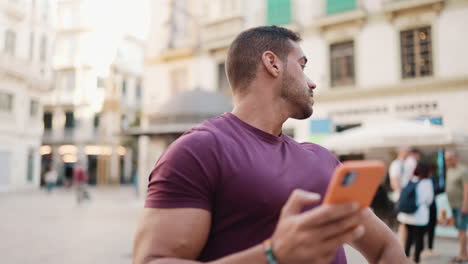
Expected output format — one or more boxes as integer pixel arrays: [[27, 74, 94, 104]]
[[397, 180, 420, 214]]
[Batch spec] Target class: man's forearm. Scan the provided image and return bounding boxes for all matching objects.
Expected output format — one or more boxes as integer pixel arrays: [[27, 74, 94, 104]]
[[145, 244, 266, 264], [389, 178, 400, 193], [463, 184, 468, 209], [375, 239, 406, 264]]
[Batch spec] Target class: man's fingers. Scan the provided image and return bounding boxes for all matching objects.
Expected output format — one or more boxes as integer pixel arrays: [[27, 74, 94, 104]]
[[280, 189, 321, 219], [321, 225, 366, 251], [316, 211, 365, 240], [299, 202, 360, 226]]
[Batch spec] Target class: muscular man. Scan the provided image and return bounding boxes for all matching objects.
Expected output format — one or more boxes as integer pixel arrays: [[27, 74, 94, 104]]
[[133, 26, 405, 264]]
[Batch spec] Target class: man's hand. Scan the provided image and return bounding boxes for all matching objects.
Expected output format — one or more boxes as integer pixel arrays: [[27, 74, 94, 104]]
[[462, 206, 468, 215], [271, 190, 365, 264]]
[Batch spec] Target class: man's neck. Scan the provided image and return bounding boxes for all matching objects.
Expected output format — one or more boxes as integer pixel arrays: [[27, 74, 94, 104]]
[[232, 94, 289, 136]]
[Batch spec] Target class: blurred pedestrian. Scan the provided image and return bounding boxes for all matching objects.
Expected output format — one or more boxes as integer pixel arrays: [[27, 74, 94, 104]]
[[390, 147, 421, 247], [389, 147, 410, 197], [397, 161, 434, 264], [133, 25, 405, 264], [73, 162, 90, 203], [44, 166, 58, 193], [445, 150, 468, 263], [422, 164, 444, 257]]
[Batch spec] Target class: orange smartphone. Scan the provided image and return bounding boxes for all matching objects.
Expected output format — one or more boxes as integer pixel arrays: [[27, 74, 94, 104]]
[[323, 160, 386, 209]]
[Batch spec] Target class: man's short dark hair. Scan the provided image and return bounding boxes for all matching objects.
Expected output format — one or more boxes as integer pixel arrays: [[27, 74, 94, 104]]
[[226, 26, 301, 93]]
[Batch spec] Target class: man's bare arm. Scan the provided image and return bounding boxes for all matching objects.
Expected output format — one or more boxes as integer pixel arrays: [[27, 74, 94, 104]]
[[389, 177, 401, 193], [133, 190, 366, 264], [462, 183, 468, 214], [350, 209, 406, 263]]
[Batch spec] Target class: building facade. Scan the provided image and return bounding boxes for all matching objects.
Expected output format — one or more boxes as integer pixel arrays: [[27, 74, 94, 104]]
[[140, 0, 468, 194], [42, 0, 143, 186], [0, 0, 55, 191]]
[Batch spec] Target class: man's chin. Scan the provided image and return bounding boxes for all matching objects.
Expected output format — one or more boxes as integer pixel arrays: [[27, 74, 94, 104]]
[[291, 107, 313, 120]]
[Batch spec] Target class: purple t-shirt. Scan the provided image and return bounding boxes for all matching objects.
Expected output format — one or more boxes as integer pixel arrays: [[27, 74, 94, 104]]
[[145, 113, 346, 263]]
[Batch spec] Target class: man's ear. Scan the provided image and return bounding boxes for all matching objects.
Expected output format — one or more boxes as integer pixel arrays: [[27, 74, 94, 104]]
[[261, 51, 281, 78]]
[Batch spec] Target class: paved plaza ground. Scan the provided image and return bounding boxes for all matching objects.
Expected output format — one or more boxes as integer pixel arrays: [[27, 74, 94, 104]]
[[0, 186, 462, 263]]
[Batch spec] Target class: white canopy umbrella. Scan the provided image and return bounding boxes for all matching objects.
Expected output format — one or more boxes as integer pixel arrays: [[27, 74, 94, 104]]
[[321, 119, 467, 154]]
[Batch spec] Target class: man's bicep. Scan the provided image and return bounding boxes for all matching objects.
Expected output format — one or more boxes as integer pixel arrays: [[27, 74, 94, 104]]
[[133, 208, 211, 264]]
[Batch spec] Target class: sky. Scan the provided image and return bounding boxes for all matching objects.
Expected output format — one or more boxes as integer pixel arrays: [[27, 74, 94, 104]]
[[79, 0, 150, 75], [88, 0, 150, 40]]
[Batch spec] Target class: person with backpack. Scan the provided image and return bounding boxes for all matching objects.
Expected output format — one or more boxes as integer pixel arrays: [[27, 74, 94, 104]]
[[397, 161, 434, 263]]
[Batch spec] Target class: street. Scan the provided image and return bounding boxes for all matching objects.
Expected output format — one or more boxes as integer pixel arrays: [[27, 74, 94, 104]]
[[0, 187, 460, 264]]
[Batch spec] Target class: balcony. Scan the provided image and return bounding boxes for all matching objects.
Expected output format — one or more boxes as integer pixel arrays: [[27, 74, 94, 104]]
[[201, 15, 244, 51], [1, 0, 27, 21], [384, 0, 445, 18], [0, 52, 30, 80], [0, 52, 52, 91]]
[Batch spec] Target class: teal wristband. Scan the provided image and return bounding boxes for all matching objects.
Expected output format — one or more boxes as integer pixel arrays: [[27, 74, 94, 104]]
[[263, 239, 279, 264]]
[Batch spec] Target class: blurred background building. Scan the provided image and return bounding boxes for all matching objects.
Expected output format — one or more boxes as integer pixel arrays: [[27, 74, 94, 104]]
[[0, 0, 55, 191], [40, 0, 143, 187], [136, 0, 468, 194], [1, 0, 467, 194]]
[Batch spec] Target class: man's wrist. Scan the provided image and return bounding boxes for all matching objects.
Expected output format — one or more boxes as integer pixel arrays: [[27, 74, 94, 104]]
[[263, 239, 279, 264]]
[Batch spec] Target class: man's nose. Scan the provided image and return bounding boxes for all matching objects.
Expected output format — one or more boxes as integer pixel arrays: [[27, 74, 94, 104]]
[[307, 77, 316, 90]]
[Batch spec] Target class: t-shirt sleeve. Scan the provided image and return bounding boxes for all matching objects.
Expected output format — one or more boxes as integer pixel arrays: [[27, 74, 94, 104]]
[[389, 161, 401, 179], [462, 167, 468, 184], [145, 130, 220, 211]]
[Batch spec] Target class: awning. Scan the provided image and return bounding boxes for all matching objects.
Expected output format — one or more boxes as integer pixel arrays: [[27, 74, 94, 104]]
[[321, 119, 468, 154]]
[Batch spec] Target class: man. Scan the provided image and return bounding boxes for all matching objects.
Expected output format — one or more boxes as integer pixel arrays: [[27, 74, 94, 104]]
[[133, 26, 405, 264], [389, 147, 410, 198], [446, 150, 468, 262], [404, 149, 421, 186], [44, 166, 58, 193], [73, 162, 90, 203], [390, 147, 420, 246]]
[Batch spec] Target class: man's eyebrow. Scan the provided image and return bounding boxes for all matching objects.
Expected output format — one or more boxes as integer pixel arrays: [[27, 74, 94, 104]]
[[299, 56, 308, 64]]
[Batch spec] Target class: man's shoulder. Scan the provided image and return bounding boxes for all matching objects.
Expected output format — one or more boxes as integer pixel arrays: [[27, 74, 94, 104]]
[[298, 141, 338, 161], [458, 164, 468, 176], [168, 116, 230, 152], [460, 164, 468, 171]]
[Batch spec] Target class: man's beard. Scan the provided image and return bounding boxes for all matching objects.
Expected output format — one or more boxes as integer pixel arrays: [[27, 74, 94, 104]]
[[280, 71, 313, 120]]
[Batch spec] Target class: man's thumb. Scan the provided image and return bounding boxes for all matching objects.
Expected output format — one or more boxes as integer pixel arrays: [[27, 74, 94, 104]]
[[280, 189, 321, 219]]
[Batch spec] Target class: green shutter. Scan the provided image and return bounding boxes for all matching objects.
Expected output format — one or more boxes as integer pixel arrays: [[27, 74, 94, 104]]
[[326, 0, 356, 15], [267, 0, 291, 25]]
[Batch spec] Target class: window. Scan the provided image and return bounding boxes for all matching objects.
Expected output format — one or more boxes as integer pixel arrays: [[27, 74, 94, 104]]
[[218, 63, 230, 95], [58, 37, 76, 57], [267, 0, 291, 25], [4, 30, 16, 55], [326, 0, 356, 15], [64, 111, 75, 129], [43, 112, 52, 130], [93, 113, 99, 129], [30, 99, 40, 117], [121, 114, 128, 129], [42, 0, 49, 20], [0, 152, 12, 186], [330, 41, 355, 87], [170, 68, 187, 94], [167, 0, 188, 49], [0, 92, 14, 113], [135, 81, 142, 101], [59, 70, 75, 91], [97, 77, 105, 88], [401, 27, 433, 79], [26, 149, 34, 182], [29, 32, 35, 60], [40, 35, 47, 63], [121, 79, 127, 96]]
